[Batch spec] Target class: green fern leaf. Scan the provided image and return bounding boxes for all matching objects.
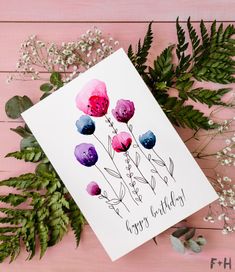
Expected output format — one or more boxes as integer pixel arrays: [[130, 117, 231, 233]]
[[68, 198, 85, 247], [187, 88, 230, 107], [0, 194, 27, 206], [128, 22, 153, 75], [5, 147, 44, 162]]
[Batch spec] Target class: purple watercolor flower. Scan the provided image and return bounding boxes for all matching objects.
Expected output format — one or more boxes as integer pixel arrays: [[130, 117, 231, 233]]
[[86, 181, 101, 196], [74, 143, 98, 167], [112, 99, 135, 123]]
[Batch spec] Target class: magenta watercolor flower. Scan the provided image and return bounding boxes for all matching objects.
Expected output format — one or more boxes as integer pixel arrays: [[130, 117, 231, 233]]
[[112, 99, 135, 123], [74, 143, 98, 167], [76, 79, 109, 117], [112, 132, 132, 152], [86, 181, 101, 196]]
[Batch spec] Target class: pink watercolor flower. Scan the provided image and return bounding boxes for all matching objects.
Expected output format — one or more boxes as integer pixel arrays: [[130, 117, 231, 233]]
[[86, 181, 101, 196], [76, 79, 109, 117], [112, 99, 135, 123], [112, 132, 132, 152]]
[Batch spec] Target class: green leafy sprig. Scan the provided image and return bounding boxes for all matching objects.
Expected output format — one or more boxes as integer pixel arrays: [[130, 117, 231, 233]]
[[128, 18, 234, 130]]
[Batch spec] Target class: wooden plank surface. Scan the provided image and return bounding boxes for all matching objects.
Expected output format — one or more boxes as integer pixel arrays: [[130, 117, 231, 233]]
[[0, 0, 235, 22], [0, 225, 234, 272], [0, 0, 235, 271]]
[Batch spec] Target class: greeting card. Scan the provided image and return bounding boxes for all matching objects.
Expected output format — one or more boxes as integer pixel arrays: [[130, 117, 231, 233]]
[[22, 48, 218, 261]]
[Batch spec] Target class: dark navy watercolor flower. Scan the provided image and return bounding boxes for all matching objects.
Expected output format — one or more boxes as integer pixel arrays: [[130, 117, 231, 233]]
[[86, 181, 101, 196], [74, 143, 98, 167], [139, 130, 156, 149], [76, 115, 95, 135], [112, 99, 135, 123]]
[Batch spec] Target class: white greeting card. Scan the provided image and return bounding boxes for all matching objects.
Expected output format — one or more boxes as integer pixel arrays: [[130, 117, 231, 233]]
[[22, 48, 218, 261]]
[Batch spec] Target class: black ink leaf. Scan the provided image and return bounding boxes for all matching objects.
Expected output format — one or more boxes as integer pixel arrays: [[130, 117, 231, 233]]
[[136, 188, 139, 193], [169, 157, 174, 176], [139, 195, 142, 201], [104, 168, 121, 178], [152, 159, 165, 167], [128, 124, 133, 132], [151, 175, 156, 190], [103, 190, 108, 197], [133, 144, 138, 148], [151, 169, 157, 173], [148, 154, 151, 161], [135, 198, 139, 201], [106, 198, 120, 205], [135, 152, 140, 167], [133, 191, 137, 194], [164, 176, 168, 185], [134, 176, 147, 183], [119, 183, 126, 200], [108, 135, 112, 158], [108, 205, 114, 209], [98, 195, 103, 199]]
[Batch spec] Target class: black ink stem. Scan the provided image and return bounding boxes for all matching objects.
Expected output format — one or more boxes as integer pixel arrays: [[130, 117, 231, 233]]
[[100, 193, 123, 219], [126, 152, 156, 195], [105, 115, 118, 134], [93, 134, 139, 206], [124, 154, 142, 202], [127, 123, 168, 186], [95, 165, 130, 213], [152, 148, 176, 182]]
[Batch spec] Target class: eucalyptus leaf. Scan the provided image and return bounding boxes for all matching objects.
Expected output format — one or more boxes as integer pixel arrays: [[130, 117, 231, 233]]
[[170, 235, 185, 254], [5, 95, 33, 119], [20, 136, 37, 150], [50, 72, 63, 87], [188, 239, 201, 253], [10, 126, 32, 138], [184, 228, 196, 240], [196, 235, 207, 246], [40, 83, 53, 92], [172, 227, 190, 238]]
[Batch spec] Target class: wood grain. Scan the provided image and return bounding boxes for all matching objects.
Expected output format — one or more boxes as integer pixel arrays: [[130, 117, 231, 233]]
[[0, 225, 234, 272], [0, 0, 235, 22]]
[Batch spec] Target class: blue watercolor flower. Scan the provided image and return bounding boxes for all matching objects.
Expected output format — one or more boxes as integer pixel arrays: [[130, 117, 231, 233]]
[[74, 143, 98, 167], [76, 115, 95, 135], [139, 130, 156, 149]]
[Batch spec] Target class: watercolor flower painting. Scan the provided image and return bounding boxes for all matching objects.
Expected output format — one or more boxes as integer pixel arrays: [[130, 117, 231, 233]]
[[76, 79, 109, 117], [74, 78, 177, 218]]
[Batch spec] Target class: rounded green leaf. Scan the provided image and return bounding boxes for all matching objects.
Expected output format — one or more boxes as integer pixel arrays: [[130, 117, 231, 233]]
[[5, 96, 33, 119], [50, 72, 63, 87], [170, 235, 185, 253], [20, 136, 37, 150], [40, 83, 53, 92], [188, 239, 201, 253], [196, 236, 207, 246]]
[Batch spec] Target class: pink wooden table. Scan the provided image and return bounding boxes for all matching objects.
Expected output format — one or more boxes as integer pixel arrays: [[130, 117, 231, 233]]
[[0, 1, 235, 271]]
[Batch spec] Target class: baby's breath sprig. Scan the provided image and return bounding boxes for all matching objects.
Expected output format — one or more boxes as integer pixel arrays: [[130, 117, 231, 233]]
[[204, 174, 235, 234], [6, 27, 119, 84]]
